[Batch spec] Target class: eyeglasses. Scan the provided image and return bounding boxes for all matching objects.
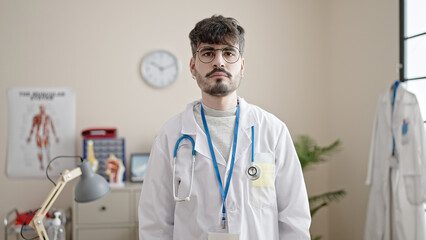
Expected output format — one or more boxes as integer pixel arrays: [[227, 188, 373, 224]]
[[195, 46, 241, 64]]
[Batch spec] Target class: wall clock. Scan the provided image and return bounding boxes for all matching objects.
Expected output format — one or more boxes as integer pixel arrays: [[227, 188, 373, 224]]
[[140, 50, 179, 88]]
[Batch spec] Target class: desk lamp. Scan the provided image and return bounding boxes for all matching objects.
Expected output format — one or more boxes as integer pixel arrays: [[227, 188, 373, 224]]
[[29, 158, 110, 240]]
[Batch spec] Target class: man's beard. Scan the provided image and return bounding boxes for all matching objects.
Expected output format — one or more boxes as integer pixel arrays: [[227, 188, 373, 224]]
[[194, 67, 242, 96]]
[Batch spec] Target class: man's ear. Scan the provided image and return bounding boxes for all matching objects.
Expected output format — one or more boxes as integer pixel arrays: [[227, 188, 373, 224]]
[[189, 57, 196, 76], [241, 57, 245, 72]]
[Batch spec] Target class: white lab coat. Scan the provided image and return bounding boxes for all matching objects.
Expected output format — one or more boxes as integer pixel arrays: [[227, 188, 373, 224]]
[[139, 98, 311, 240], [365, 85, 426, 240]]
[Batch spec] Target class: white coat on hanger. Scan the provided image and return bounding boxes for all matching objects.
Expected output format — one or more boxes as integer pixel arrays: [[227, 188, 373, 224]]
[[365, 84, 426, 240]]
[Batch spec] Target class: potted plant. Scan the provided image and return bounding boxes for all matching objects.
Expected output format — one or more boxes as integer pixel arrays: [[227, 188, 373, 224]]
[[294, 135, 346, 240]]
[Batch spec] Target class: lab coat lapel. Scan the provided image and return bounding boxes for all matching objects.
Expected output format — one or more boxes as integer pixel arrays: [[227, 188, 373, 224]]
[[381, 90, 392, 129], [234, 98, 257, 164], [391, 86, 405, 133], [194, 129, 228, 166], [180, 100, 225, 165]]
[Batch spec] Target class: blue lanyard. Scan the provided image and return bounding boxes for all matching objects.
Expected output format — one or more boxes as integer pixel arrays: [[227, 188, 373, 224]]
[[251, 126, 255, 163], [392, 82, 399, 108], [200, 103, 239, 228], [392, 81, 400, 155]]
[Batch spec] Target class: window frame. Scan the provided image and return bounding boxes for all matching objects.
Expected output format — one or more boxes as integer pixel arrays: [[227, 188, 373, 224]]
[[400, 0, 426, 124], [400, 0, 426, 82]]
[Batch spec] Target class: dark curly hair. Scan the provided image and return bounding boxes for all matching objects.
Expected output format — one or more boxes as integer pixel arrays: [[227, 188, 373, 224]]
[[189, 15, 245, 56]]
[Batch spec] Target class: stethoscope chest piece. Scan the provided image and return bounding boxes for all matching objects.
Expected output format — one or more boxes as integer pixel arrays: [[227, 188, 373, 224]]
[[247, 164, 261, 181]]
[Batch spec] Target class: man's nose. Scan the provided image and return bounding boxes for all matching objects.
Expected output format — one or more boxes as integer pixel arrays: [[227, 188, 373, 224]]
[[211, 51, 226, 68]]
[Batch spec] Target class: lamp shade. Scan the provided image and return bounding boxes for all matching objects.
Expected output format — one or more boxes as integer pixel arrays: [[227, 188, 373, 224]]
[[74, 160, 110, 203]]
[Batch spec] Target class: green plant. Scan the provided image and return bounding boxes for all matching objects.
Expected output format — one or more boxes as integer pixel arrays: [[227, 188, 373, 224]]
[[294, 135, 346, 240]]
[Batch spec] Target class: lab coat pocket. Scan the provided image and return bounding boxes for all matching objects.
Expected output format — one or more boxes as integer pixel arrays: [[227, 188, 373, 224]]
[[250, 153, 276, 208], [403, 174, 423, 205]]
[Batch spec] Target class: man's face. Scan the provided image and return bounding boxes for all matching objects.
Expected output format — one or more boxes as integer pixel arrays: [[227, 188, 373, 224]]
[[190, 43, 245, 97]]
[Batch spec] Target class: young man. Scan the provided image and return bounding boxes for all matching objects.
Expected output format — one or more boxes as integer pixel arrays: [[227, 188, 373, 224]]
[[139, 15, 311, 240]]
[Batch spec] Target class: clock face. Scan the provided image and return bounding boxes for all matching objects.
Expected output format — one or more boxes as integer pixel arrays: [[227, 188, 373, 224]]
[[141, 50, 179, 88]]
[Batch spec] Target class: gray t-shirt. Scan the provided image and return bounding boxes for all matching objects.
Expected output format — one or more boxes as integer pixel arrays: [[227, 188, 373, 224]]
[[193, 103, 236, 162]]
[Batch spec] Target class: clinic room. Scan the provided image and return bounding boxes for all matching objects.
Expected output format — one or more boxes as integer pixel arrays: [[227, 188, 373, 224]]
[[1, 0, 426, 239]]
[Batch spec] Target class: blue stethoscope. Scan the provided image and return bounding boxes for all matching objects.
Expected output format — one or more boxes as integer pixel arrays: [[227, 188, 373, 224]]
[[172, 135, 196, 202], [172, 103, 261, 229]]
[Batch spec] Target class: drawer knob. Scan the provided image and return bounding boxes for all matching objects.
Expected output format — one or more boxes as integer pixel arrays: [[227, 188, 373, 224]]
[[101, 206, 107, 211]]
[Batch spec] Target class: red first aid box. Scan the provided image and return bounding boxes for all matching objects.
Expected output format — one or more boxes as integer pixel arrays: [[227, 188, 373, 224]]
[[81, 128, 117, 139]]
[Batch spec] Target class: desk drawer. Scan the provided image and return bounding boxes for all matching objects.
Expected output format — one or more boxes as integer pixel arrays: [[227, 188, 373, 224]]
[[75, 189, 131, 224], [76, 226, 132, 239]]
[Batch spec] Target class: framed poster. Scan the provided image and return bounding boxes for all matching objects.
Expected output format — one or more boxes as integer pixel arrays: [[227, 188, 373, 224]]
[[7, 88, 76, 178], [130, 153, 149, 182]]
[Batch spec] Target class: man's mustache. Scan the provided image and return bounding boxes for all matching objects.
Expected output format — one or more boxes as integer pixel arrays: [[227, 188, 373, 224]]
[[205, 68, 232, 78]]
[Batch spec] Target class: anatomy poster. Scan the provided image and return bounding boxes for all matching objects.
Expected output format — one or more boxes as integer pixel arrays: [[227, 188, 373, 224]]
[[7, 88, 76, 178]]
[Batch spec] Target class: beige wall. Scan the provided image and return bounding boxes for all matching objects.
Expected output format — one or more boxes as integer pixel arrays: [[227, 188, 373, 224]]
[[0, 0, 398, 239], [327, 1, 399, 239]]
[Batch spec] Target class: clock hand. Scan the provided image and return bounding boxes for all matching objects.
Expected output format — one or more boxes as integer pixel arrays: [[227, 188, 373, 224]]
[[163, 63, 176, 69], [150, 62, 164, 71]]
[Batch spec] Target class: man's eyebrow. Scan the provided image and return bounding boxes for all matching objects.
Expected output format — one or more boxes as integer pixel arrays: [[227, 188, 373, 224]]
[[199, 46, 215, 50]]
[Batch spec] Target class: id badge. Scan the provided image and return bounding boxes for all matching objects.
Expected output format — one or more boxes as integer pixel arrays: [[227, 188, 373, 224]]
[[208, 232, 240, 240], [208, 226, 240, 240]]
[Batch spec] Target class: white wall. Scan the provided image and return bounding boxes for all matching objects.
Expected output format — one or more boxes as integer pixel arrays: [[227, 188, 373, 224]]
[[0, 0, 398, 239]]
